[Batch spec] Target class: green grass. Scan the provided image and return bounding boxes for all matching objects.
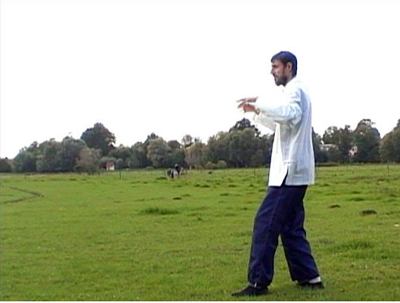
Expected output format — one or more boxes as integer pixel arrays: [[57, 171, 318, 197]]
[[1, 165, 400, 300]]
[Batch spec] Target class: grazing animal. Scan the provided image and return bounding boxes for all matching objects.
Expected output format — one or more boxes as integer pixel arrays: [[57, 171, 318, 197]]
[[167, 164, 181, 179]]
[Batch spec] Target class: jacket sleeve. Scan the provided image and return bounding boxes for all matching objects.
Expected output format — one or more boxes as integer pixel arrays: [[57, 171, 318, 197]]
[[252, 112, 276, 132], [256, 88, 302, 127]]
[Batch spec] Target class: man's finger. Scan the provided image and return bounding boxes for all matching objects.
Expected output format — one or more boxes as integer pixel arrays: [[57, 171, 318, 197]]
[[236, 97, 256, 103]]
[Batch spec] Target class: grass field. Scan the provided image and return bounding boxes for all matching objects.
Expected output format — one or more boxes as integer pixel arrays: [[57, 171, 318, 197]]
[[1, 165, 400, 300]]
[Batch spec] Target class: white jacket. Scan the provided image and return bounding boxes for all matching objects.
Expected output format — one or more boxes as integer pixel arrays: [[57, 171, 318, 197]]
[[253, 77, 315, 186]]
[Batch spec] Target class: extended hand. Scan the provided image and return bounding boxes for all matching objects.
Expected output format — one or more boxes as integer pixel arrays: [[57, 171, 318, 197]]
[[237, 97, 258, 113]]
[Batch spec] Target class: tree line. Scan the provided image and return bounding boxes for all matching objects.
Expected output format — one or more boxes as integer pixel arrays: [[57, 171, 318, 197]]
[[1, 118, 399, 174]]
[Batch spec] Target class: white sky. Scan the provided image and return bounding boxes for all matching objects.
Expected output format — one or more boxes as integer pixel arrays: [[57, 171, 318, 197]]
[[1, 0, 400, 158]]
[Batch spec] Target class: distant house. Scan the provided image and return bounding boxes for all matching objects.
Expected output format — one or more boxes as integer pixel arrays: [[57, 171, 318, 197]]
[[106, 162, 115, 171], [320, 144, 338, 152]]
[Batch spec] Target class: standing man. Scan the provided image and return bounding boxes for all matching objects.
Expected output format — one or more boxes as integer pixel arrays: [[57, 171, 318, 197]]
[[233, 51, 323, 297]]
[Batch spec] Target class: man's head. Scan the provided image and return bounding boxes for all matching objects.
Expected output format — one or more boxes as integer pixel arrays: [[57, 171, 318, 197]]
[[270, 51, 297, 86]]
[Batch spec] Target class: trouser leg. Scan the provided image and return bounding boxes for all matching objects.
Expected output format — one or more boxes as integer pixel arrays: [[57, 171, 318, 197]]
[[281, 190, 320, 283], [247, 185, 289, 287]]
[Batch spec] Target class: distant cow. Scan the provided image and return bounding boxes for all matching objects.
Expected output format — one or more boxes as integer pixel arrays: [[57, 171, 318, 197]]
[[167, 164, 182, 179]]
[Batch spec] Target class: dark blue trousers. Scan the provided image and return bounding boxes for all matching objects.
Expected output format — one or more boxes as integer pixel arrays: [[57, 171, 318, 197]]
[[247, 182, 320, 287]]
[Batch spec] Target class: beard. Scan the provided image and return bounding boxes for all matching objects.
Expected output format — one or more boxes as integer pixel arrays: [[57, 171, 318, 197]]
[[274, 75, 288, 86]]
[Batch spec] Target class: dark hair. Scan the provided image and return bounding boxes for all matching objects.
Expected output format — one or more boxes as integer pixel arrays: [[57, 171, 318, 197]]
[[271, 51, 297, 76]]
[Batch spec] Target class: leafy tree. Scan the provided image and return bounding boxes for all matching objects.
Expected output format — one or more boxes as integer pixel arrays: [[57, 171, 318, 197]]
[[12, 141, 41, 172], [312, 129, 328, 163], [337, 125, 353, 163], [228, 128, 259, 167], [58, 137, 87, 172], [322, 126, 340, 144], [80, 123, 116, 156], [137, 133, 161, 167], [185, 142, 205, 168], [229, 118, 260, 136], [326, 147, 342, 163], [353, 119, 381, 163], [167, 140, 181, 151], [259, 134, 274, 165], [182, 134, 194, 149], [130, 142, 151, 168], [116, 158, 124, 170], [0, 158, 12, 172], [36, 139, 62, 172], [250, 149, 264, 167], [147, 138, 170, 168], [205, 162, 216, 170], [12, 149, 37, 172], [203, 132, 230, 165], [164, 149, 185, 168], [76, 148, 101, 174], [26, 141, 40, 156], [109, 145, 131, 160], [322, 125, 353, 163], [216, 160, 228, 169], [380, 119, 400, 163], [109, 145, 131, 168]]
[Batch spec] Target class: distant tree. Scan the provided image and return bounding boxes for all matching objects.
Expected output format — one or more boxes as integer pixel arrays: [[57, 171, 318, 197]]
[[182, 134, 194, 149], [259, 134, 274, 165], [167, 140, 181, 151], [322, 126, 340, 144], [337, 125, 353, 163], [58, 137, 87, 172], [147, 138, 171, 168], [250, 149, 264, 167], [203, 132, 230, 165], [229, 118, 260, 136], [36, 139, 62, 172], [326, 147, 342, 163], [164, 149, 185, 168], [145, 133, 160, 143], [0, 158, 12, 172], [129, 154, 141, 169], [76, 148, 101, 174], [312, 129, 328, 163], [115, 158, 124, 170], [205, 162, 216, 170], [353, 119, 381, 163], [322, 125, 353, 163], [12, 141, 41, 173], [185, 142, 205, 168], [380, 120, 400, 163], [228, 128, 259, 167], [26, 141, 40, 156], [130, 142, 151, 168], [109, 145, 131, 168], [12, 149, 37, 172], [216, 160, 228, 169], [80, 123, 116, 156], [161, 140, 185, 167]]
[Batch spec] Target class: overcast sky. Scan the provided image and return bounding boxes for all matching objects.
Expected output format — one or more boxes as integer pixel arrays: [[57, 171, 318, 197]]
[[1, 0, 399, 158]]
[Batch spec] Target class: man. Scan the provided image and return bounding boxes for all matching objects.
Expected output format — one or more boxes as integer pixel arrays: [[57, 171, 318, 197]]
[[233, 51, 323, 297]]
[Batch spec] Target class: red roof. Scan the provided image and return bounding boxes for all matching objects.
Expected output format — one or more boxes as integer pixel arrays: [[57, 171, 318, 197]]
[[105, 162, 115, 168]]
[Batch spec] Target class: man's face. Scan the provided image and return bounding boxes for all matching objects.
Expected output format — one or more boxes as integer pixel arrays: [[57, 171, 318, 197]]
[[271, 60, 291, 86]]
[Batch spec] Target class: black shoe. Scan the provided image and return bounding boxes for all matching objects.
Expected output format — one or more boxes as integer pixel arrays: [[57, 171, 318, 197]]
[[298, 281, 324, 289], [232, 285, 269, 297]]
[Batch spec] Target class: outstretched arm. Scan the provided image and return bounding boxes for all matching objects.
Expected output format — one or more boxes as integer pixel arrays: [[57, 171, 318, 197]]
[[255, 89, 302, 127]]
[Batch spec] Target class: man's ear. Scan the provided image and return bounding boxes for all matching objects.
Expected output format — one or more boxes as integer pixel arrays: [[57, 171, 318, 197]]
[[286, 62, 293, 73]]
